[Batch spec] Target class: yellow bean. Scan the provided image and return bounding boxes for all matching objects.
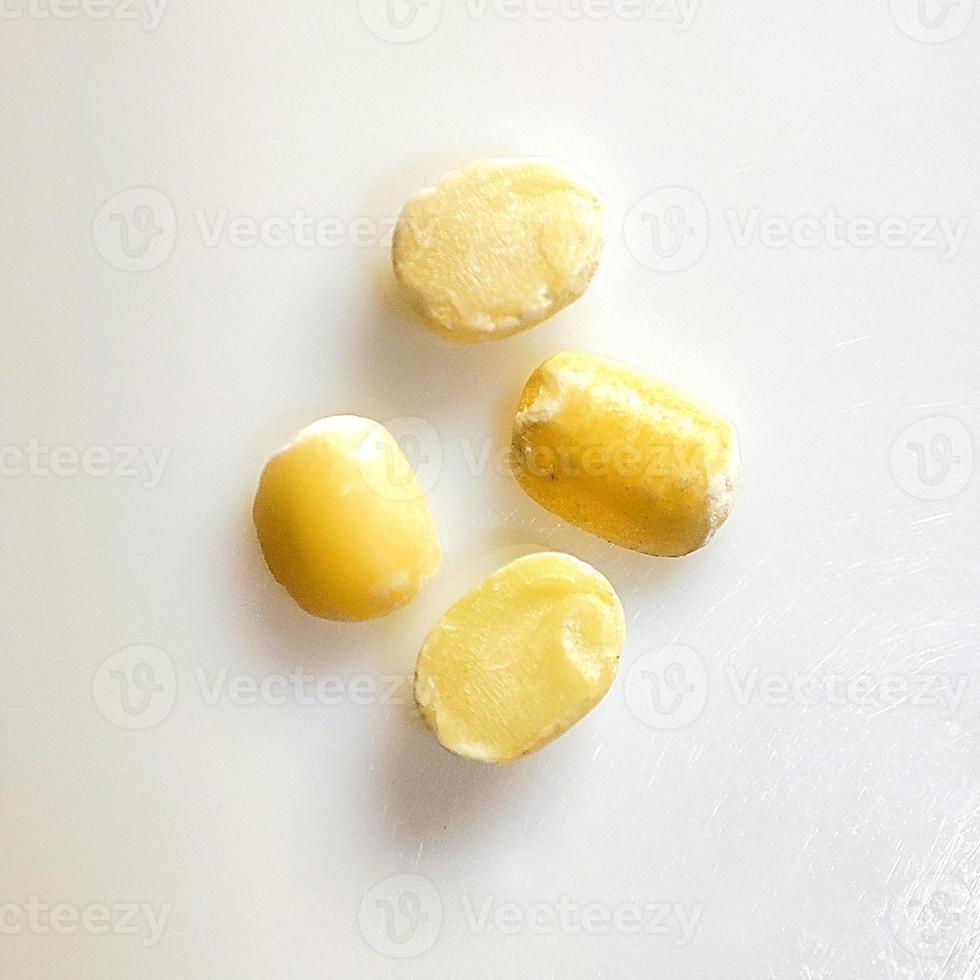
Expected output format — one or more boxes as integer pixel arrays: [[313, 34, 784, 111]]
[[393, 158, 605, 342], [414, 552, 625, 763], [253, 416, 440, 621], [512, 351, 740, 557]]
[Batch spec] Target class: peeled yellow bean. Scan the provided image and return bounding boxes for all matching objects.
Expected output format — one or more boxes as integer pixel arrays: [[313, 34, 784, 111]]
[[414, 553, 625, 763], [253, 416, 440, 621], [512, 352, 741, 557], [392, 158, 606, 343]]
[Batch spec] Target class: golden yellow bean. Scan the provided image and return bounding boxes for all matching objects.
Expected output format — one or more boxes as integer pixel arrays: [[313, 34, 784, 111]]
[[512, 352, 740, 557], [253, 416, 440, 621]]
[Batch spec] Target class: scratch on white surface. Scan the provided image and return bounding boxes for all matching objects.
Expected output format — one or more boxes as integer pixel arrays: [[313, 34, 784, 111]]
[[908, 511, 956, 529], [885, 851, 902, 883], [802, 612, 871, 675], [643, 744, 671, 793], [953, 724, 980, 743], [809, 335, 870, 353], [920, 815, 951, 879], [967, 950, 980, 980], [933, 823, 960, 883], [836, 397, 880, 414], [898, 398, 971, 412], [697, 548, 790, 629], [705, 161, 762, 179], [804, 644, 845, 678], [867, 695, 915, 720]]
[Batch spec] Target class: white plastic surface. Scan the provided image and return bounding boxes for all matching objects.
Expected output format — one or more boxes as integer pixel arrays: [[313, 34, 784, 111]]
[[1, 3, 978, 977]]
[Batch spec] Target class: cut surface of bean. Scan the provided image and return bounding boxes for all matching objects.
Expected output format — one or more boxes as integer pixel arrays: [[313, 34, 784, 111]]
[[414, 552, 625, 763], [393, 158, 606, 342]]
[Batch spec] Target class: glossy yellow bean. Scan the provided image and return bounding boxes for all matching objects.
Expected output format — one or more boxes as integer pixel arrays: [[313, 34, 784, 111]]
[[512, 352, 740, 557], [253, 416, 440, 621]]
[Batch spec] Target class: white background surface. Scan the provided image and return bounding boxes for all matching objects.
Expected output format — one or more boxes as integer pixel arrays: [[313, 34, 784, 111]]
[[2, 1, 979, 977]]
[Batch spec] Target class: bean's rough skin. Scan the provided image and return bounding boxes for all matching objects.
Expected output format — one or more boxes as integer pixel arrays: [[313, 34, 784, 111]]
[[393, 158, 606, 342], [512, 352, 741, 557], [414, 552, 625, 763], [253, 416, 440, 621]]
